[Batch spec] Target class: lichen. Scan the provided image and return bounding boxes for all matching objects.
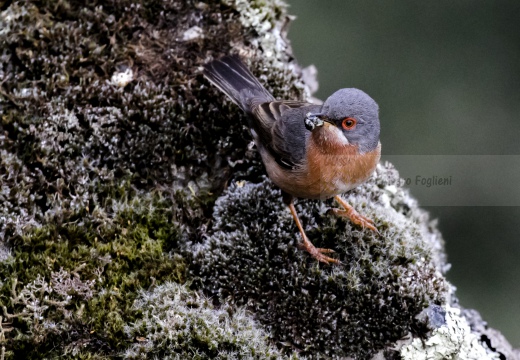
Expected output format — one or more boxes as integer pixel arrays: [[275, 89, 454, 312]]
[[222, 0, 310, 100], [401, 305, 500, 360], [123, 282, 300, 359], [0, 0, 308, 241], [1, 190, 186, 357]]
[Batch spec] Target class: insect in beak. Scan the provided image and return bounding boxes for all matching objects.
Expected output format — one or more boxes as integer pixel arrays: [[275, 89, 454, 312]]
[[304, 112, 331, 131]]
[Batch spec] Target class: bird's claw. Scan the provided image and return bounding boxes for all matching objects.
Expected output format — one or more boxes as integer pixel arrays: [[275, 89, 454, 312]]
[[316, 248, 335, 254], [331, 208, 380, 235], [313, 249, 341, 265], [298, 240, 341, 264]]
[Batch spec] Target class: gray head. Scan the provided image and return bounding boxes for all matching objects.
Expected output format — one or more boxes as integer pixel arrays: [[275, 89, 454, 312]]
[[305, 88, 380, 153]]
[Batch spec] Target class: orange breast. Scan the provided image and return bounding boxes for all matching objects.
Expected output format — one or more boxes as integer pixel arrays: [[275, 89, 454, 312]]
[[261, 125, 381, 200], [304, 131, 380, 199]]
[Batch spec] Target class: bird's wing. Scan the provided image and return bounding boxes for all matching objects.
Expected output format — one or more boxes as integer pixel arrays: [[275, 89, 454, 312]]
[[251, 100, 319, 169]]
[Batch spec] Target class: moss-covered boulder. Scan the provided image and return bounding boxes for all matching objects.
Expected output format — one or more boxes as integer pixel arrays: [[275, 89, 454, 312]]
[[0, 0, 305, 358], [1, 0, 517, 359], [190, 164, 448, 358]]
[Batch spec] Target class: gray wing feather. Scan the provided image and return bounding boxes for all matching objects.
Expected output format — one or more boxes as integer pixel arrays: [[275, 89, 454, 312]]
[[253, 101, 321, 168]]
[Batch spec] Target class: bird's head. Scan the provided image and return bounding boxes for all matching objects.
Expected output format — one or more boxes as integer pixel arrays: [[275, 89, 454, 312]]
[[304, 88, 380, 154]]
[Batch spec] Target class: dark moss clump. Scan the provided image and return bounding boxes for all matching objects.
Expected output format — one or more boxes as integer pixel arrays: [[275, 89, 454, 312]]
[[1, 190, 185, 358], [191, 164, 448, 359]]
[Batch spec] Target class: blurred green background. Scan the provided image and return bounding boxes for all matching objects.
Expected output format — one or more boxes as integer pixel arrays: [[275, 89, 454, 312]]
[[287, 0, 520, 346]]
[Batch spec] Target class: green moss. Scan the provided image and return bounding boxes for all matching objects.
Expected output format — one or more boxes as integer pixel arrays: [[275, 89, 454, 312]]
[[124, 282, 300, 359], [1, 190, 186, 358]]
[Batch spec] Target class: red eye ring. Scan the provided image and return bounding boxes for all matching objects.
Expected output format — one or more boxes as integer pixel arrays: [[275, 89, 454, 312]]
[[342, 117, 357, 130]]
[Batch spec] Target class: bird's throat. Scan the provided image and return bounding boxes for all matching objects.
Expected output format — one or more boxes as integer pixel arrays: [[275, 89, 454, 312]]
[[311, 125, 355, 155]]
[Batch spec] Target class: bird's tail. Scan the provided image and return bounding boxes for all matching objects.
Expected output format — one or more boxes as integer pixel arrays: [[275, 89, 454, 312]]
[[203, 55, 274, 113]]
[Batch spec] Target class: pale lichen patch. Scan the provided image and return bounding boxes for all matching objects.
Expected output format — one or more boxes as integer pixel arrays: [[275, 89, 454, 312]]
[[110, 68, 134, 87], [401, 305, 501, 360]]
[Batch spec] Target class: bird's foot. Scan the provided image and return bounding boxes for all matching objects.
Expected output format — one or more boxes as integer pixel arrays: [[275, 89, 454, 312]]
[[330, 208, 378, 233], [331, 196, 379, 234], [287, 200, 341, 265], [299, 237, 341, 264]]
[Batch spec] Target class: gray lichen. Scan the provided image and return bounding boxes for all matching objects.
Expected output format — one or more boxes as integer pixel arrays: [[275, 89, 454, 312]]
[[123, 282, 300, 359], [3, 268, 96, 346], [400, 305, 500, 360], [0, 0, 517, 359]]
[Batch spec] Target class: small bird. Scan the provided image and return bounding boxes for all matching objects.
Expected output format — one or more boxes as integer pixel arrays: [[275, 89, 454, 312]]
[[203, 55, 381, 264]]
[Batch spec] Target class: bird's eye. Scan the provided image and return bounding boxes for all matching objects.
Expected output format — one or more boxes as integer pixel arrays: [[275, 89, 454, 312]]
[[342, 117, 357, 130]]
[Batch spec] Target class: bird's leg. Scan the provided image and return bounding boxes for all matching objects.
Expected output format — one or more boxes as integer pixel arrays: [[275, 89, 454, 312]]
[[332, 195, 379, 234], [287, 200, 340, 265]]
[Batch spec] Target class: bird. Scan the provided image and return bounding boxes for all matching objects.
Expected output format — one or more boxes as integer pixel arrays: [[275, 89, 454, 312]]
[[203, 55, 381, 264]]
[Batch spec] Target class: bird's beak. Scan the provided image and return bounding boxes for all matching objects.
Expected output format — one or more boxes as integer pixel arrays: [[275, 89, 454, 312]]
[[304, 112, 332, 131]]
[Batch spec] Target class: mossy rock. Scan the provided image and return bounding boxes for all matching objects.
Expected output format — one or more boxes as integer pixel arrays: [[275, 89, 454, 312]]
[[0, 0, 307, 357], [190, 164, 448, 358], [1, 0, 510, 359]]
